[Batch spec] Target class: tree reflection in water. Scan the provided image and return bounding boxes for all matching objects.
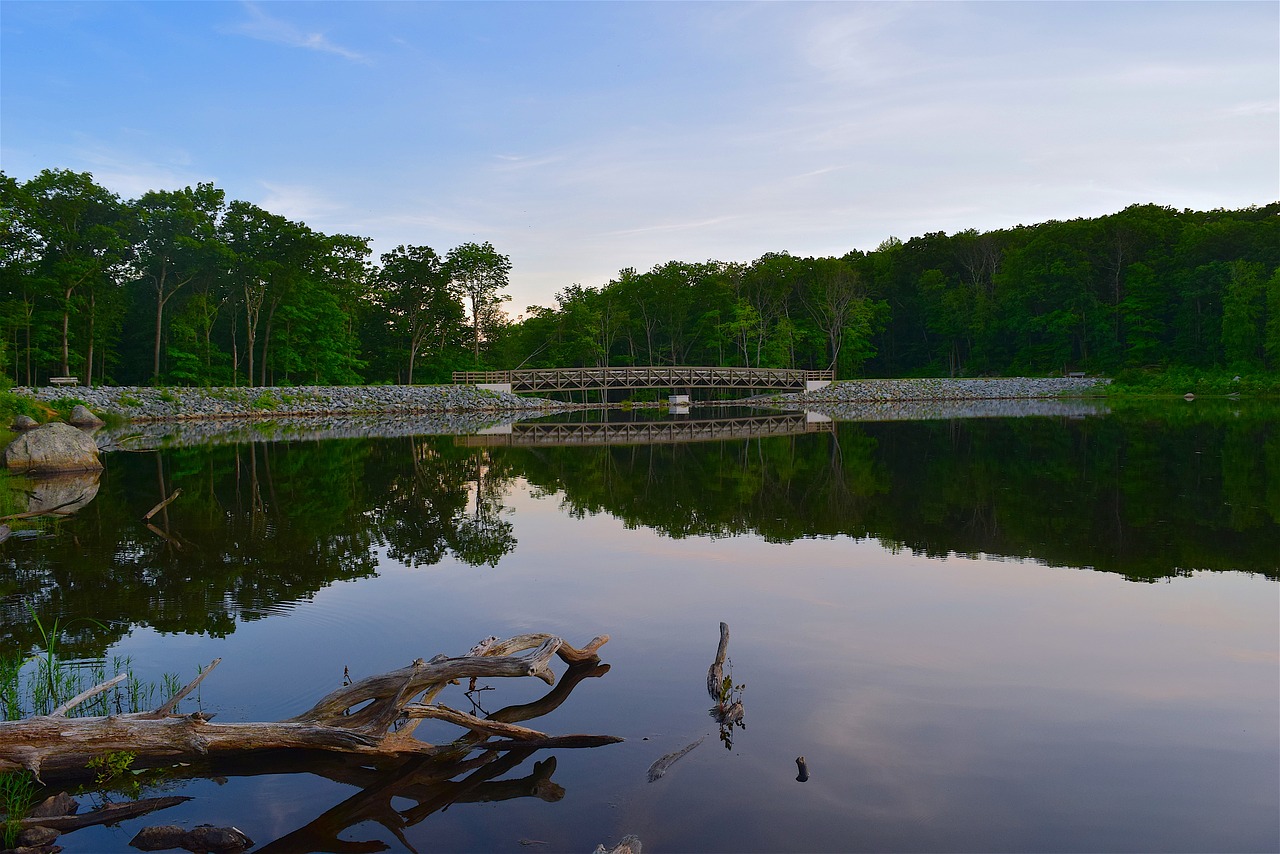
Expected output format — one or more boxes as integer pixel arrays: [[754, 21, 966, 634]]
[[2, 404, 1277, 661]]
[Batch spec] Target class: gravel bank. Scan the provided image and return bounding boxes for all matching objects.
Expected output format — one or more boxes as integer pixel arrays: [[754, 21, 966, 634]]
[[15, 384, 573, 422], [762, 376, 1109, 405]]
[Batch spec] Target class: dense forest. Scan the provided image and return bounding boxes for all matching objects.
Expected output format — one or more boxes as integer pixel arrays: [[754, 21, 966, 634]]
[[2, 168, 1277, 387]]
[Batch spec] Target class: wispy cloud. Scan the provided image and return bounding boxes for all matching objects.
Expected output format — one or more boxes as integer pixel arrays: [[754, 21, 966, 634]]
[[69, 140, 210, 199], [257, 182, 347, 223], [606, 216, 741, 238], [230, 3, 368, 63]]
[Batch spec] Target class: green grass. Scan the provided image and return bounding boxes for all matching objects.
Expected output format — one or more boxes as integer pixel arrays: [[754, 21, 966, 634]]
[[1106, 368, 1280, 398], [1, 607, 185, 722], [0, 769, 37, 847]]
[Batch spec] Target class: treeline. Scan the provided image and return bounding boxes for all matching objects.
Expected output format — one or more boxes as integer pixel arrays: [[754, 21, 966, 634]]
[[3, 167, 1277, 386], [501, 203, 1280, 378], [1, 169, 510, 387]]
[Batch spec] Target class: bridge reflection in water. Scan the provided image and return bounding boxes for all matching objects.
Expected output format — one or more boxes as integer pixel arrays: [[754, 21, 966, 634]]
[[456, 411, 833, 447]]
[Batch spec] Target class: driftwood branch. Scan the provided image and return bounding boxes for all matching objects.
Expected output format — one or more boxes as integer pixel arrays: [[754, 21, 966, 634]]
[[16, 795, 192, 832], [707, 621, 745, 747], [50, 672, 128, 717], [403, 703, 547, 740], [707, 621, 730, 699], [142, 487, 182, 521], [0, 498, 83, 522], [0, 634, 614, 784], [152, 657, 220, 716], [163, 659, 616, 854]]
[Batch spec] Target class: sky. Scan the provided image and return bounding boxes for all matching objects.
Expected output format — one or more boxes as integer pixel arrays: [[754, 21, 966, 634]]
[[1, 1, 1276, 313]]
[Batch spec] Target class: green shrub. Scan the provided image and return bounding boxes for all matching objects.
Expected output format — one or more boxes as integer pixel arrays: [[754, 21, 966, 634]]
[[1108, 368, 1280, 397], [47, 397, 88, 422]]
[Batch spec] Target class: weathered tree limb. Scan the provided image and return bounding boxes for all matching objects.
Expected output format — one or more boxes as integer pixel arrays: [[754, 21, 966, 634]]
[[142, 488, 182, 521], [0, 496, 86, 523], [0, 634, 615, 783], [151, 658, 220, 717], [15, 796, 192, 832], [402, 703, 547, 740], [707, 621, 729, 699], [49, 672, 128, 717]]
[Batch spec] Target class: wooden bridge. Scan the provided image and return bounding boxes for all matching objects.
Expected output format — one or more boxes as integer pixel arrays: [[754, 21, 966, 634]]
[[456, 411, 833, 448], [452, 366, 833, 394]]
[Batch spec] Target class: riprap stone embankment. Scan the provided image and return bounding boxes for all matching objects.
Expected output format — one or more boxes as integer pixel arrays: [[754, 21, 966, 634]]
[[758, 376, 1111, 420], [15, 384, 573, 422], [766, 376, 1108, 404]]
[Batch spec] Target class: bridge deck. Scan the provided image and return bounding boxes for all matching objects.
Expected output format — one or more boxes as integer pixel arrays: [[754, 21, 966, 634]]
[[453, 366, 832, 393]]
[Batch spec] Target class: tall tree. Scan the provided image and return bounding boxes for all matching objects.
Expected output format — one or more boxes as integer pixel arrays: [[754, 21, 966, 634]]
[[20, 170, 129, 383], [376, 245, 464, 384], [130, 184, 226, 383], [446, 241, 511, 366], [799, 256, 870, 375]]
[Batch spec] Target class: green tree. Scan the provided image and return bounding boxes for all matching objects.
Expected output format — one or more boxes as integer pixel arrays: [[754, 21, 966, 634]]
[[375, 245, 464, 384], [20, 170, 130, 383], [446, 241, 511, 367], [1220, 260, 1267, 369], [130, 184, 226, 383]]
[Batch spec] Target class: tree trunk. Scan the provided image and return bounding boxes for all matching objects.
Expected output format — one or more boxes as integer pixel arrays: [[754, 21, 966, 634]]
[[62, 285, 73, 377], [84, 291, 96, 388], [152, 265, 168, 383], [261, 299, 279, 387]]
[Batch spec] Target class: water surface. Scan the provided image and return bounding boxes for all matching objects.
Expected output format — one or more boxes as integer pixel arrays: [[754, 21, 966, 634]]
[[2, 403, 1276, 852]]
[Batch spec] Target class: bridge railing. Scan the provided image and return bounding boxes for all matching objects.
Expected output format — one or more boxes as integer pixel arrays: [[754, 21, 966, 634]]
[[453, 366, 834, 391]]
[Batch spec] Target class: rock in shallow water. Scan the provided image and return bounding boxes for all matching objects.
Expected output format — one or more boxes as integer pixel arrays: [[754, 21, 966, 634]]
[[4, 421, 102, 473]]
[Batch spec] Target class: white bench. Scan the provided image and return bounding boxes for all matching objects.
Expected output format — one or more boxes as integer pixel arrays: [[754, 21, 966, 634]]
[[49, 376, 79, 387]]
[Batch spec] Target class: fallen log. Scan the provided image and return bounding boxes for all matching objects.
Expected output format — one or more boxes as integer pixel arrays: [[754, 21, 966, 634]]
[[0, 633, 614, 783], [13, 795, 192, 832]]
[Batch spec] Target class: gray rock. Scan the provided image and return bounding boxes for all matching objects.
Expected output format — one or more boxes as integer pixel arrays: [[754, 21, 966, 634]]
[[16, 826, 61, 847], [130, 825, 188, 851], [68, 404, 105, 427], [184, 825, 253, 853], [4, 422, 103, 473], [129, 824, 253, 853], [27, 791, 78, 818], [10, 414, 39, 430]]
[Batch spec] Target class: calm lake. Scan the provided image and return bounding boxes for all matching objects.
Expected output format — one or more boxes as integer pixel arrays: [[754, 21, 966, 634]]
[[3, 402, 1278, 853]]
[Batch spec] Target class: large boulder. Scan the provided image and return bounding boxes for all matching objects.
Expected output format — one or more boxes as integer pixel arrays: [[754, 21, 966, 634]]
[[10, 414, 39, 430], [4, 421, 103, 473], [69, 404, 105, 427]]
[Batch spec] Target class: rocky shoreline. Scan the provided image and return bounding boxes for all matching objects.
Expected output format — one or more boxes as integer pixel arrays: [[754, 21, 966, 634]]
[[764, 376, 1109, 405], [14, 377, 1110, 426], [14, 384, 574, 421]]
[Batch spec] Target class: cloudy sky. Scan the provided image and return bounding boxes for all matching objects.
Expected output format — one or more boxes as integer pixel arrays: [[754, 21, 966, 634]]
[[2, 1, 1276, 311]]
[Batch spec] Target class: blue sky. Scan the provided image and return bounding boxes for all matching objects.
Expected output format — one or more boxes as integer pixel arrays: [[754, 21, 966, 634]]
[[2, 1, 1276, 312]]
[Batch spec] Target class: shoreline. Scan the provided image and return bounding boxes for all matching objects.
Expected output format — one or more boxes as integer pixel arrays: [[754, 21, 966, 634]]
[[14, 377, 1111, 424], [13, 384, 576, 422]]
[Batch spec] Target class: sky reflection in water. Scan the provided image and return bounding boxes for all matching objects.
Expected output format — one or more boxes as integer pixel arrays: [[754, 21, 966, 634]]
[[5, 411, 1278, 853]]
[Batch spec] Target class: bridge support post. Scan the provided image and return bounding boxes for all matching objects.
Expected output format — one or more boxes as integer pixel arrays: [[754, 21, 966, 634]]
[[805, 380, 832, 392]]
